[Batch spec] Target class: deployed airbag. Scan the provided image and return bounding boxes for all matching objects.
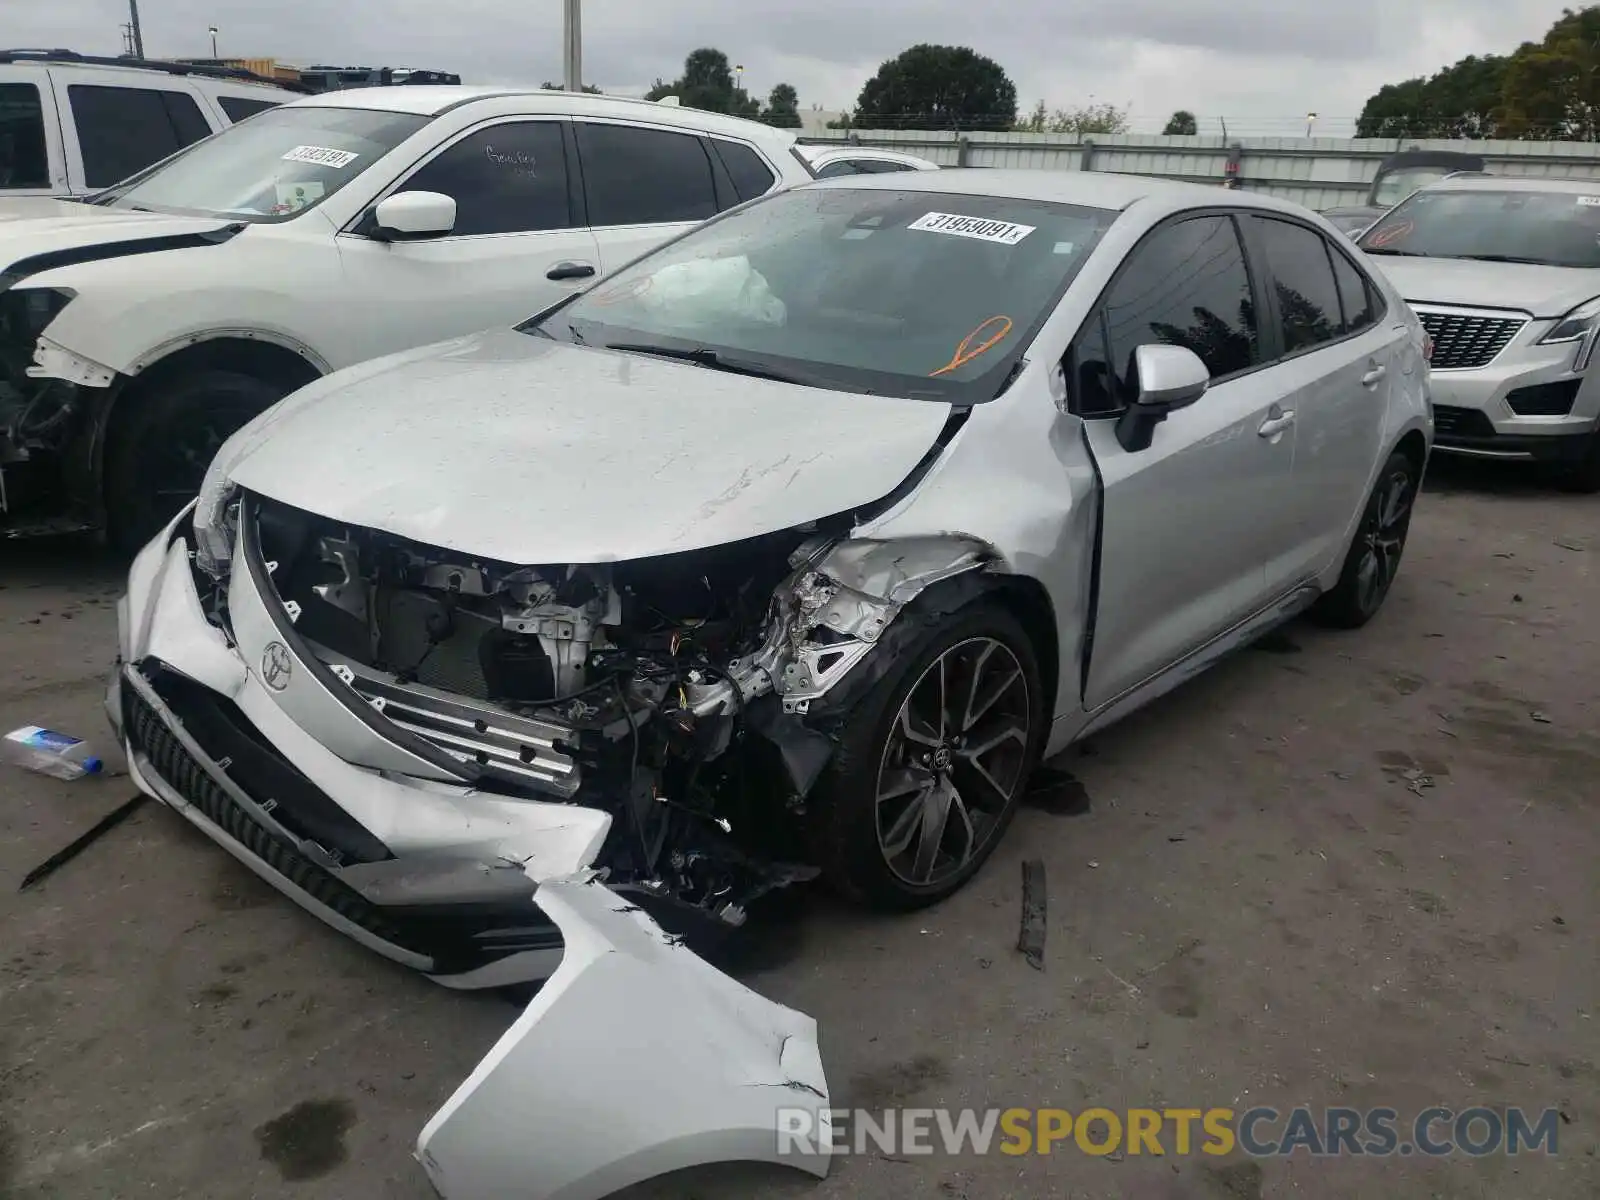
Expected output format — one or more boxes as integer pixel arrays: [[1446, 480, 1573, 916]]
[[415, 873, 833, 1200]]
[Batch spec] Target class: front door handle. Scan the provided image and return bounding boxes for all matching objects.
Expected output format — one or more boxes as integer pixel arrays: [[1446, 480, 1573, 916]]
[[546, 261, 596, 281], [1362, 364, 1387, 386], [1258, 411, 1295, 438]]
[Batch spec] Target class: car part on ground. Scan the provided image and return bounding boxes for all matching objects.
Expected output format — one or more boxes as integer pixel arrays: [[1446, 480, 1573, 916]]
[[414, 871, 833, 1200], [1357, 174, 1600, 490]]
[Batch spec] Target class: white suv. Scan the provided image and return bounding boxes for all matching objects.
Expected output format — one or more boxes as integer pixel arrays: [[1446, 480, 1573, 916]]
[[0, 86, 818, 546], [0, 50, 299, 200]]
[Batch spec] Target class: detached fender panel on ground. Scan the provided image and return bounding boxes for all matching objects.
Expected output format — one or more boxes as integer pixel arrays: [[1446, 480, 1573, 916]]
[[416, 873, 833, 1200]]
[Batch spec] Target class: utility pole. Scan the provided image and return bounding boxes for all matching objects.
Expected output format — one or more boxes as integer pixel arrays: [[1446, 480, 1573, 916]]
[[562, 0, 581, 91], [128, 0, 145, 58]]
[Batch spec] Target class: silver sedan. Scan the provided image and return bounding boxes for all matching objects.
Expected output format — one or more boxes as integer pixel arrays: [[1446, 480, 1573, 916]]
[[110, 168, 1432, 989]]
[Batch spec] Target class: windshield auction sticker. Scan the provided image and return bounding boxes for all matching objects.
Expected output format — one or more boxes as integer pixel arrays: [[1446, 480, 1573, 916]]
[[908, 212, 1036, 245], [281, 145, 360, 169]]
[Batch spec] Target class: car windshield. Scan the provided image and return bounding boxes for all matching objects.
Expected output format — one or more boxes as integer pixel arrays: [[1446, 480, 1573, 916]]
[[1370, 167, 1454, 208], [531, 186, 1117, 401], [91, 105, 429, 221], [1358, 188, 1600, 268]]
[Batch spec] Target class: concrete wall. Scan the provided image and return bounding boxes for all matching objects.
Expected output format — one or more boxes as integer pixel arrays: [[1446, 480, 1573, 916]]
[[799, 129, 1600, 209]]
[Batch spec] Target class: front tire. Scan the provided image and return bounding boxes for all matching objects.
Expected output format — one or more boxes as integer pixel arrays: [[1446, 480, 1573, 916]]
[[1551, 429, 1600, 494], [1308, 447, 1418, 629], [104, 369, 290, 556], [809, 600, 1046, 910]]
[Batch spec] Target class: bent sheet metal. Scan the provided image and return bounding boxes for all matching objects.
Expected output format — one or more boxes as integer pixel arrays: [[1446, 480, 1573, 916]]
[[416, 872, 834, 1200]]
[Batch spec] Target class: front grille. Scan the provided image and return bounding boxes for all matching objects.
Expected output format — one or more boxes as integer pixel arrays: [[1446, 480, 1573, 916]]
[[323, 655, 581, 798], [1431, 405, 1497, 439], [1415, 309, 1525, 370]]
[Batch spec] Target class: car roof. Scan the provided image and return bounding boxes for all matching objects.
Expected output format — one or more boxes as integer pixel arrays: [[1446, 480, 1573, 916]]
[[807, 167, 1316, 215], [1425, 174, 1600, 196], [286, 85, 799, 141], [0, 50, 301, 93]]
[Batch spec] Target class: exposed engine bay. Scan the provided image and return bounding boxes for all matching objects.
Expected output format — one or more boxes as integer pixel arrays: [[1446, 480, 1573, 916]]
[[206, 494, 959, 942]]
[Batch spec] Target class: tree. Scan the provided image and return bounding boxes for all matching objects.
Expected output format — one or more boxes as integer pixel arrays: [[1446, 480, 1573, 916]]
[[1163, 110, 1198, 136], [1355, 54, 1507, 138], [763, 83, 802, 128], [1014, 100, 1129, 135], [540, 81, 601, 93], [643, 49, 759, 117], [853, 44, 1017, 131]]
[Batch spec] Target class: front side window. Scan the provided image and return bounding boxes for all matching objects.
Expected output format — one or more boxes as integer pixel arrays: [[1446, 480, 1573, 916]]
[[400, 121, 572, 236], [532, 186, 1117, 402], [1330, 249, 1378, 333], [0, 82, 48, 189], [90, 104, 429, 221], [1251, 217, 1343, 354], [1360, 188, 1600, 268], [70, 84, 212, 188], [1103, 215, 1259, 396], [575, 122, 718, 226]]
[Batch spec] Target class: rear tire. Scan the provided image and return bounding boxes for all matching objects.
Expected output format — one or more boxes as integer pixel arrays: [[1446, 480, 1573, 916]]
[[104, 369, 289, 557], [1308, 448, 1418, 629], [808, 600, 1046, 910]]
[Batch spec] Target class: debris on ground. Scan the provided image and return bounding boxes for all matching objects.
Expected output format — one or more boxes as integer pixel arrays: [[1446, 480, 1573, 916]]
[[3, 725, 103, 780], [19, 794, 150, 890], [1531, 710, 1552, 724], [1017, 859, 1047, 970]]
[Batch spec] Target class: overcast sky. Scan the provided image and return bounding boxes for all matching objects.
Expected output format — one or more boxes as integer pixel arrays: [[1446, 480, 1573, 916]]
[[12, 0, 1579, 135]]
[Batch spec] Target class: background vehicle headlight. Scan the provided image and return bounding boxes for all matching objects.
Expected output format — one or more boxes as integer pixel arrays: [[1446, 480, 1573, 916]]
[[1539, 295, 1600, 360], [193, 463, 238, 579]]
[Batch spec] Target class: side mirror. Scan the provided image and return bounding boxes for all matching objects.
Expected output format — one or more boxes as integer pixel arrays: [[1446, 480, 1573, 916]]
[[1115, 344, 1209, 452], [369, 190, 457, 242]]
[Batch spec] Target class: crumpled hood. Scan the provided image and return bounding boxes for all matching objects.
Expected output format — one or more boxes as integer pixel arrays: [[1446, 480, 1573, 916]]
[[226, 327, 953, 564], [0, 200, 238, 275], [1367, 254, 1600, 318]]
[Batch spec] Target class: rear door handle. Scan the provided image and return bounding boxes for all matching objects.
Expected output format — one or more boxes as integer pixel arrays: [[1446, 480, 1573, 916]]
[[1258, 411, 1295, 438], [1362, 364, 1387, 386], [546, 261, 596, 281]]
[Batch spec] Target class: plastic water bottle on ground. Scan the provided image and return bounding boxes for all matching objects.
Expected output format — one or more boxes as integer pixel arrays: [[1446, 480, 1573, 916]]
[[2, 726, 104, 781]]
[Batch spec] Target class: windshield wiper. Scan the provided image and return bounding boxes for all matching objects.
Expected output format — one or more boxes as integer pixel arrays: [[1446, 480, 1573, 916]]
[[1449, 254, 1560, 266], [604, 342, 829, 387], [1360, 247, 1427, 256]]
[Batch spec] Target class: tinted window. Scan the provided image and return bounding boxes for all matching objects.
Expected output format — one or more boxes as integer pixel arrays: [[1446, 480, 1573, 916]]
[[813, 159, 863, 178], [1330, 249, 1377, 333], [219, 95, 281, 122], [712, 139, 776, 203], [402, 121, 572, 236], [70, 85, 213, 187], [0, 83, 48, 189], [1102, 215, 1259, 396], [1252, 217, 1342, 354], [577, 122, 717, 226], [858, 160, 916, 173]]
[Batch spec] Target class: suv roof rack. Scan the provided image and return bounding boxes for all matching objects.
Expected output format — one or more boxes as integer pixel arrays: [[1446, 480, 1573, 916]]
[[0, 48, 313, 93]]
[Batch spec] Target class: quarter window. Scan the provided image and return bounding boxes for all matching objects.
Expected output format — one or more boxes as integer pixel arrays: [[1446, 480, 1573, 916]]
[[0, 82, 48, 189], [69, 85, 212, 187], [400, 121, 573, 236], [218, 95, 281, 123], [711, 139, 777, 204], [1329, 248, 1378, 334], [576, 122, 719, 225]]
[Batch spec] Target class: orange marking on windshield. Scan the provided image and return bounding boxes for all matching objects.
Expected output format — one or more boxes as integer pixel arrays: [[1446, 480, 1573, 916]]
[[1367, 219, 1413, 247], [930, 315, 1014, 377]]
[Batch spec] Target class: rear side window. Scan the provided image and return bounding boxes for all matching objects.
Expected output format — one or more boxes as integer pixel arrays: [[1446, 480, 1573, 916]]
[[0, 82, 49, 189], [711, 139, 776, 203], [814, 159, 864, 178], [1251, 217, 1343, 354], [69, 85, 214, 187], [400, 121, 573, 236], [575, 122, 718, 226], [1329, 248, 1378, 333], [218, 96, 282, 123]]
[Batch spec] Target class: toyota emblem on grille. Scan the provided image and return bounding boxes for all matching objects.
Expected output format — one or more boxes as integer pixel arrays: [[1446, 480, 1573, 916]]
[[261, 642, 293, 691]]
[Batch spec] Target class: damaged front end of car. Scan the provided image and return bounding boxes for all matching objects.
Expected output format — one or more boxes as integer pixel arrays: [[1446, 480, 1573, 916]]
[[180, 482, 998, 955], [0, 287, 110, 535]]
